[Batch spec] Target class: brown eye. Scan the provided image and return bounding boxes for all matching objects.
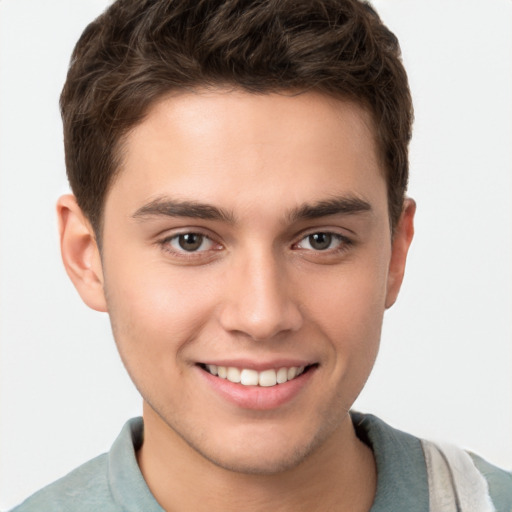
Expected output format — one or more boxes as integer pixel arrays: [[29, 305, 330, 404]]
[[295, 232, 350, 253], [178, 233, 204, 251], [307, 233, 332, 251], [165, 233, 216, 253]]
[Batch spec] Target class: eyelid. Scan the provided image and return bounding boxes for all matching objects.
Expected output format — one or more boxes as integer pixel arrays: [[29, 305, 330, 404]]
[[294, 227, 352, 244], [169, 233, 215, 252], [298, 233, 344, 247], [157, 229, 224, 257], [291, 229, 354, 257]]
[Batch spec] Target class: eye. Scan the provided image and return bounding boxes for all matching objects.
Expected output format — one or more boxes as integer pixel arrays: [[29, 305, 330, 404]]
[[167, 233, 216, 252], [296, 232, 347, 251]]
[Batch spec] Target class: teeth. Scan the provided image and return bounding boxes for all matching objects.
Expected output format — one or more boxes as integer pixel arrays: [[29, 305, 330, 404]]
[[205, 364, 308, 387], [259, 369, 277, 387], [276, 367, 288, 384], [207, 364, 218, 376], [226, 367, 241, 383], [240, 369, 259, 386], [287, 366, 297, 380]]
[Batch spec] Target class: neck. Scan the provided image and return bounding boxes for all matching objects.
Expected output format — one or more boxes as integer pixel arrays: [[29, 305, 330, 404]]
[[137, 404, 376, 512]]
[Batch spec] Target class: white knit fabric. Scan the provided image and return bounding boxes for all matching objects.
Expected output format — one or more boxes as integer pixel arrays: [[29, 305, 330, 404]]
[[422, 440, 496, 512]]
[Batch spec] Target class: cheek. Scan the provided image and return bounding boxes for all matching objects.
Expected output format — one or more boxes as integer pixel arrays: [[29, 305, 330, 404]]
[[309, 275, 386, 410], [103, 257, 220, 362], [300, 247, 390, 395], [306, 257, 389, 337]]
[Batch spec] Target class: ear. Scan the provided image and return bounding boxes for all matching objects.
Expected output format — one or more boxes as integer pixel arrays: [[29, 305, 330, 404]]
[[57, 194, 107, 312], [385, 198, 416, 309]]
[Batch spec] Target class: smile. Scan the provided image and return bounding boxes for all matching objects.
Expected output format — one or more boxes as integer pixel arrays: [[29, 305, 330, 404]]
[[200, 364, 312, 387]]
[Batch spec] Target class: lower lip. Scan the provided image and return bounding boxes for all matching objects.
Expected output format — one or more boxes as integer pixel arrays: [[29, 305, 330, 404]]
[[198, 366, 316, 410]]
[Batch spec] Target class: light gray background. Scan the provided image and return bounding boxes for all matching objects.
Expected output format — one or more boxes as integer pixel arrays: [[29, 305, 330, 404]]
[[1, 0, 511, 508]]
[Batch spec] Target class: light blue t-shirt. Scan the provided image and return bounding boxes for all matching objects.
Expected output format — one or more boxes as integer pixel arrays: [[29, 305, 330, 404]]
[[11, 413, 512, 511]]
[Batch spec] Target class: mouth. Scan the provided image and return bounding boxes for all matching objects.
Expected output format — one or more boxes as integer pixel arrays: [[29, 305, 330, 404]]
[[198, 363, 317, 388]]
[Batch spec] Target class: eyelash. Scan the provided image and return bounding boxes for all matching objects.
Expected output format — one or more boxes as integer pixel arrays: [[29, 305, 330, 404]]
[[157, 230, 353, 259], [159, 231, 221, 258], [293, 232, 352, 253]]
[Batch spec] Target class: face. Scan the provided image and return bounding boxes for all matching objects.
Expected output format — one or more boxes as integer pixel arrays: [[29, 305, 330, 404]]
[[79, 90, 413, 474]]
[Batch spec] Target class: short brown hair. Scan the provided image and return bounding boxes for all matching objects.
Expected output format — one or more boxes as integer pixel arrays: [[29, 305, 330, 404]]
[[61, 0, 413, 237]]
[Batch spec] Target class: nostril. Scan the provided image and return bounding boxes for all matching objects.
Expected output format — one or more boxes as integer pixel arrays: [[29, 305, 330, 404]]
[[218, 305, 303, 341]]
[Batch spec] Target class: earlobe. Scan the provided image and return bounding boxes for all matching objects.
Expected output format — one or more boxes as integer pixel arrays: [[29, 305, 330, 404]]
[[385, 198, 416, 309], [57, 194, 107, 312]]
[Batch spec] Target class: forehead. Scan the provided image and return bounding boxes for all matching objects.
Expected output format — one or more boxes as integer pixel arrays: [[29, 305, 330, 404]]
[[108, 89, 386, 223]]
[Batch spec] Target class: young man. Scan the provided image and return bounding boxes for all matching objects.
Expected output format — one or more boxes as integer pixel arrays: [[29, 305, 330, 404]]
[[10, 0, 511, 511]]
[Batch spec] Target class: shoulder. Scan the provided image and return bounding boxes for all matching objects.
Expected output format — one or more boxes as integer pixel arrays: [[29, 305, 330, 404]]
[[469, 452, 512, 512], [421, 439, 512, 512], [10, 453, 119, 512], [351, 412, 512, 512], [9, 418, 160, 512]]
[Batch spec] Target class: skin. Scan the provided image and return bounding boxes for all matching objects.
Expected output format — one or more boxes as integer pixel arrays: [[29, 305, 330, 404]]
[[58, 90, 415, 511]]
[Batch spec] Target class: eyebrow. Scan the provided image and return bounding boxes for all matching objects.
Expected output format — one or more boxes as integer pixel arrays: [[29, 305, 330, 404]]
[[287, 196, 372, 222], [132, 195, 372, 224], [132, 197, 234, 222]]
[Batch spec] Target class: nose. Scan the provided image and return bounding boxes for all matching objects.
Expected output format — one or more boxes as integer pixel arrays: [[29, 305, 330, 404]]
[[218, 250, 303, 341]]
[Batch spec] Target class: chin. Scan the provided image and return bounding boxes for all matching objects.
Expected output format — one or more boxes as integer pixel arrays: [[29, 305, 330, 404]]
[[200, 446, 311, 475], [184, 424, 332, 476]]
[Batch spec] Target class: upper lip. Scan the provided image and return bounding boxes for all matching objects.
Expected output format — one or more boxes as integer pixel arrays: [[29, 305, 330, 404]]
[[197, 359, 316, 371]]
